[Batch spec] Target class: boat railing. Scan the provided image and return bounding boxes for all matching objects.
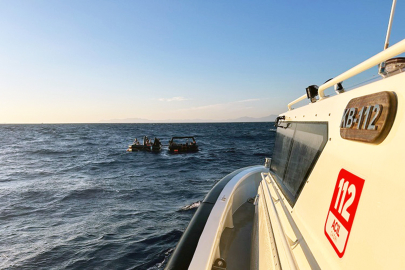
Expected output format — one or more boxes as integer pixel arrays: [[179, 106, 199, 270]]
[[261, 172, 299, 269], [287, 38, 405, 110], [261, 172, 321, 269]]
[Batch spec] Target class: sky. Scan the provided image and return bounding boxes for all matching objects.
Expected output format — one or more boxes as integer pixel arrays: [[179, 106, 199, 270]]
[[0, 0, 404, 123]]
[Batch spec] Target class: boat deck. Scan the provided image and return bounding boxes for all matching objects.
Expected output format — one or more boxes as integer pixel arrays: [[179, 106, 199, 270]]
[[219, 201, 255, 270]]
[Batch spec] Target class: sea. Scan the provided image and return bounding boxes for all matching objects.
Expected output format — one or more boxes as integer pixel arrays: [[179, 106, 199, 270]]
[[0, 123, 276, 270]]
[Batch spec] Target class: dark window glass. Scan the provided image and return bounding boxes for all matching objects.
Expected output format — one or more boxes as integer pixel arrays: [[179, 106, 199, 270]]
[[270, 122, 328, 206], [270, 123, 295, 179]]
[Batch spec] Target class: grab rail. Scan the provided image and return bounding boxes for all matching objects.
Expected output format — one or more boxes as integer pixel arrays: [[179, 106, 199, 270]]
[[261, 173, 298, 270], [287, 39, 405, 110], [318, 39, 405, 99], [287, 94, 308, 111]]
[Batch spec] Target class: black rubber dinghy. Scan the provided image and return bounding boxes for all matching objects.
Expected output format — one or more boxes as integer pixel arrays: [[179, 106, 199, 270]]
[[168, 137, 198, 153]]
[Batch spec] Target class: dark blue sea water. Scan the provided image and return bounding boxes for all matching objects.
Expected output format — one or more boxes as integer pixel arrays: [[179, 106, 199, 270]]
[[0, 123, 275, 270]]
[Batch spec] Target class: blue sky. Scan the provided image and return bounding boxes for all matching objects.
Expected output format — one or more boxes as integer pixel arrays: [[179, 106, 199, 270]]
[[1, 0, 404, 123]]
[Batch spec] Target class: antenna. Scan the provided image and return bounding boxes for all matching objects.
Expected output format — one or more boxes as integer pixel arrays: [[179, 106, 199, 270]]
[[379, 0, 398, 76], [384, 0, 397, 50]]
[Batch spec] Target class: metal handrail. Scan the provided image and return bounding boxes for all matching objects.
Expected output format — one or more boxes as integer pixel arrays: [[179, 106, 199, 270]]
[[287, 38, 405, 110], [261, 173, 298, 270], [318, 39, 405, 99], [287, 94, 307, 111]]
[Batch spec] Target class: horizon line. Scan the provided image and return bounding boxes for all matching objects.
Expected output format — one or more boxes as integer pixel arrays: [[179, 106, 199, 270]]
[[0, 120, 276, 125]]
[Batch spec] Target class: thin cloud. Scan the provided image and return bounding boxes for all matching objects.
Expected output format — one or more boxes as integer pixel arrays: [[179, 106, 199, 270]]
[[234, 98, 260, 103], [159, 96, 188, 102], [179, 98, 263, 111]]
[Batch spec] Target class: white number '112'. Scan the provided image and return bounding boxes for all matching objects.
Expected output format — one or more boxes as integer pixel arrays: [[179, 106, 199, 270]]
[[334, 178, 356, 222]]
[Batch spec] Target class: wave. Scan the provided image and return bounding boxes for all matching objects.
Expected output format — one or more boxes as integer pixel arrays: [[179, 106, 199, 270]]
[[178, 201, 201, 212], [146, 248, 174, 270], [91, 159, 117, 166], [137, 229, 182, 246], [60, 187, 109, 202], [28, 149, 66, 155], [253, 152, 268, 157], [129, 230, 182, 269]]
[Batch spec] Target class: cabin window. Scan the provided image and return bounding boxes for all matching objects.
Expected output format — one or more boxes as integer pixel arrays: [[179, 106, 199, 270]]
[[270, 122, 328, 206]]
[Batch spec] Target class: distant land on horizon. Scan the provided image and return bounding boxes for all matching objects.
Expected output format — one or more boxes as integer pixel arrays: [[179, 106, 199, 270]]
[[100, 114, 278, 123]]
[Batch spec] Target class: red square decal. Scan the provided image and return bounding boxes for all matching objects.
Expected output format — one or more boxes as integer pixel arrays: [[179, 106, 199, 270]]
[[324, 169, 365, 258]]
